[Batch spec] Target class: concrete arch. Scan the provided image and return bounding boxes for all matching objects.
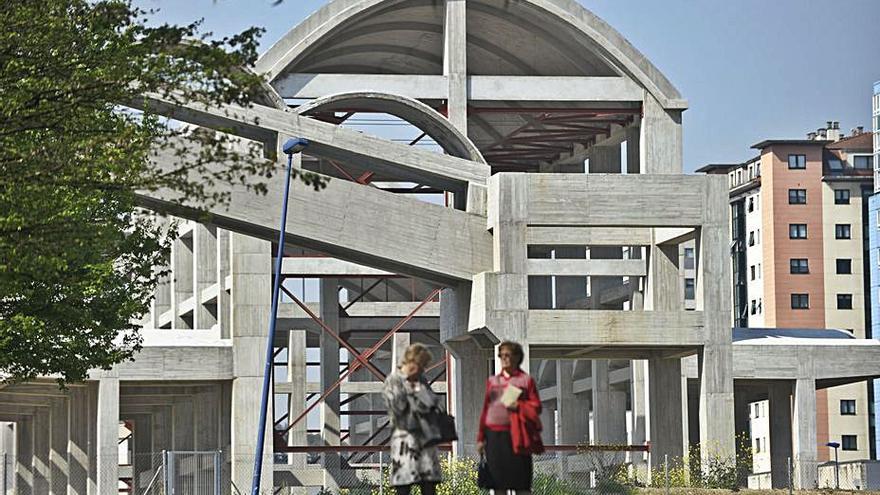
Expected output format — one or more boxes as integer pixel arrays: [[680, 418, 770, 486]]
[[294, 91, 487, 164], [256, 0, 684, 108]]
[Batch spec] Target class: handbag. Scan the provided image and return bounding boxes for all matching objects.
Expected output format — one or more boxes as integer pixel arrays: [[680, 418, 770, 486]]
[[477, 454, 494, 489], [423, 407, 457, 447]]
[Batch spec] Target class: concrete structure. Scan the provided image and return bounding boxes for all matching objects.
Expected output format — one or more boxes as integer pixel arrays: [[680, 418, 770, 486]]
[[870, 81, 880, 460], [3, 2, 880, 493], [699, 123, 877, 482]]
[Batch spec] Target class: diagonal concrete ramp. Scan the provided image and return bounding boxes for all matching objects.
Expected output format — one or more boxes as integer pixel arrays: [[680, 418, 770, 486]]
[[140, 144, 493, 286]]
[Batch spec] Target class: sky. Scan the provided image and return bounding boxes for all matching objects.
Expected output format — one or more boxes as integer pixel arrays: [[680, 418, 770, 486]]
[[135, 0, 880, 172]]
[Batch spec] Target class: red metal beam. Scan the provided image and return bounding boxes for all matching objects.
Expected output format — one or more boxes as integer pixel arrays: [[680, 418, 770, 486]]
[[282, 288, 442, 435], [281, 285, 386, 381]]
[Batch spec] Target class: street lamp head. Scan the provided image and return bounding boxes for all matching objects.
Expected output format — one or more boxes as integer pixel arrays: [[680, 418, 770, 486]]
[[826, 442, 840, 449], [282, 137, 309, 155]]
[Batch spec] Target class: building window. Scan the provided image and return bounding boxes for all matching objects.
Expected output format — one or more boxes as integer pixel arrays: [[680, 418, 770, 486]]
[[788, 189, 807, 204], [748, 231, 755, 246], [790, 224, 808, 239], [838, 294, 853, 310], [841, 400, 856, 415], [829, 158, 843, 171], [834, 189, 851, 204], [684, 278, 695, 300], [750, 300, 757, 315], [842, 435, 858, 451], [748, 197, 754, 212], [835, 224, 852, 239], [790, 258, 809, 274], [837, 259, 852, 274], [750, 265, 756, 280], [788, 154, 806, 169], [854, 156, 873, 169], [684, 247, 694, 259], [755, 437, 762, 453], [758, 298, 762, 313], [791, 293, 810, 309]]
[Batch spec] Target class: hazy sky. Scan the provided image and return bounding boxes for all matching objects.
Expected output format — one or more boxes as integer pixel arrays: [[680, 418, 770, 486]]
[[135, 0, 880, 172]]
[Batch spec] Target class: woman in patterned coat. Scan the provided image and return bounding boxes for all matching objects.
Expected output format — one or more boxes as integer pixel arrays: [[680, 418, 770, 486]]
[[382, 343, 442, 495]]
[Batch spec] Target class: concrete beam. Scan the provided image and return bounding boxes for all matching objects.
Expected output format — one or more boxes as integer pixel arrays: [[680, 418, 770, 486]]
[[139, 163, 493, 285], [282, 258, 393, 277], [131, 94, 489, 190], [527, 226, 652, 246], [526, 258, 646, 277], [523, 174, 710, 227], [275, 74, 448, 99], [527, 310, 704, 346]]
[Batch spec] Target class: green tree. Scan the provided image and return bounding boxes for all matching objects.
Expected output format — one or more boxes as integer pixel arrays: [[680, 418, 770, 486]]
[[0, 0, 321, 384]]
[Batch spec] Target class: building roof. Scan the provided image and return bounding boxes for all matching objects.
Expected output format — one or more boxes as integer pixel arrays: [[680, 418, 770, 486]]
[[751, 139, 830, 149], [732, 327, 868, 345], [694, 163, 737, 173], [826, 131, 873, 151]]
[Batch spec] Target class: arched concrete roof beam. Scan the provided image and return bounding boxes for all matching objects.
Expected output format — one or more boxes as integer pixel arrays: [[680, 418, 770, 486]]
[[301, 44, 443, 69], [257, 0, 685, 109], [294, 91, 487, 164]]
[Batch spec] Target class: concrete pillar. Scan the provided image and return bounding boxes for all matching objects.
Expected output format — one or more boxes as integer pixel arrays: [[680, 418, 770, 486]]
[[67, 386, 89, 495], [446, 339, 491, 457], [391, 333, 411, 370], [131, 415, 153, 494], [95, 376, 119, 495], [540, 401, 555, 445], [16, 417, 33, 495], [194, 224, 218, 329], [589, 144, 621, 174], [287, 330, 308, 467], [217, 228, 232, 339], [792, 378, 817, 489], [625, 126, 640, 174], [647, 359, 684, 465], [630, 360, 648, 469], [31, 409, 49, 494], [171, 231, 194, 329], [640, 93, 682, 174], [319, 278, 341, 488], [194, 387, 219, 450], [229, 233, 273, 492], [48, 398, 67, 494], [443, 0, 467, 133], [557, 360, 588, 445], [768, 382, 793, 489], [152, 272, 171, 328], [172, 396, 194, 451], [592, 360, 626, 444]]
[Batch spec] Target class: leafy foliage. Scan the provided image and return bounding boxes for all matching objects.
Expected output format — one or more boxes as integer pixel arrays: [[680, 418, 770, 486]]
[[0, 0, 322, 384]]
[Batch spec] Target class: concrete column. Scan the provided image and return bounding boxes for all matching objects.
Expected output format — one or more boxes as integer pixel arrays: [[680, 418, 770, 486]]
[[67, 386, 89, 495], [152, 272, 171, 328], [540, 401, 555, 445], [217, 228, 232, 339], [229, 233, 273, 492], [557, 360, 588, 445], [630, 360, 648, 475], [640, 93, 682, 174], [625, 126, 640, 174], [31, 409, 49, 494], [446, 339, 491, 457], [647, 358, 684, 465], [768, 382, 793, 489], [172, 397, 194, 451], [391, 333, 411, 370], [792, 378, 817, 489], [48, 398, 67, 494], [287, 330, 307, 467], [589, 144, 621, 174], [592, 360, 626, 444], [95, 376, 119, 495], [171, 231, 194, 329], [194, 224, 218, 329], [17, 417, 33, 495], [443, 0, 467, 133], [319, 278, 341, 488], [194, 387, 219, 450], [131, 415, 153, 494]]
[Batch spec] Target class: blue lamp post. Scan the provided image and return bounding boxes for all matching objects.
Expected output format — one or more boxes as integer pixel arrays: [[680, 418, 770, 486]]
[[251, 138, 309, 495]]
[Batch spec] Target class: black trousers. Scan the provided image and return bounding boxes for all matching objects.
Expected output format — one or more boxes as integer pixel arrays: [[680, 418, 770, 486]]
[[394, 482, 437, 495], [484, 429, 533, 490]]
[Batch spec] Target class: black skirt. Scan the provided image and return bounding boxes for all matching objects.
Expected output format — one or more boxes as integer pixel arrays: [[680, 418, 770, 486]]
[[484, 429, 533, 490]]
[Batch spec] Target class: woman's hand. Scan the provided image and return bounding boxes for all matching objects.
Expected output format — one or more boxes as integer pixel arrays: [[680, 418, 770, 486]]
[[401, 362, 421, 381], [477, 441, 485, 455]]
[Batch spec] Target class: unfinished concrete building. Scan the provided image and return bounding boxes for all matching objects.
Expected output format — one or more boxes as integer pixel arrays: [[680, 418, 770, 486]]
[[3, 0, 880, 493]]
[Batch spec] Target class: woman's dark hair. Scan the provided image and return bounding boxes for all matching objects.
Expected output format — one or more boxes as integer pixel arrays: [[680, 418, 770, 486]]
[[498, 341, 524, 367]]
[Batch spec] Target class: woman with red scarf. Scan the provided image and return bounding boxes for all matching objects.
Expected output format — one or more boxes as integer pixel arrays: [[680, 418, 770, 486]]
[[477, 341, 544, 493]]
